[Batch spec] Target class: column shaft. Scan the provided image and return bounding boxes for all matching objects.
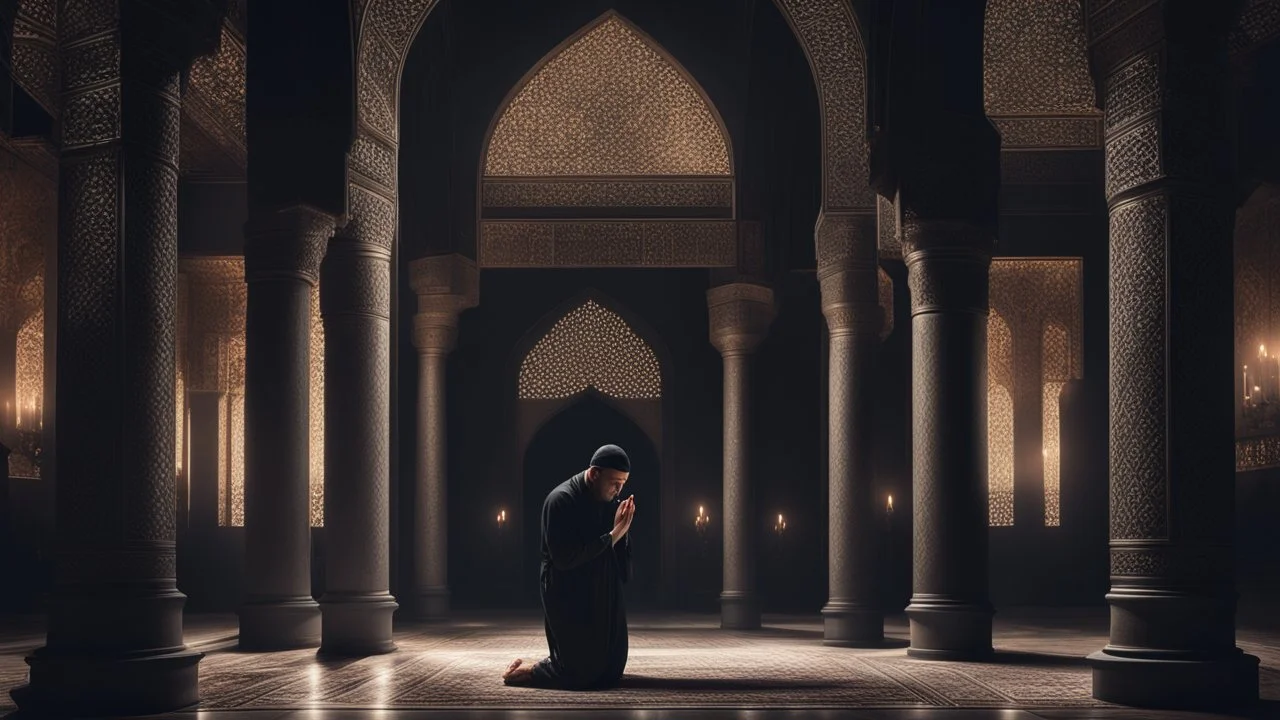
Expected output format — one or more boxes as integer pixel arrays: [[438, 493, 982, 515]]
[[904, 241, 994, 659], [414, 349, 449, 616], [319, 239, 397, 654], [12, 1, 224, 712], [1087, 1, 1258, 707], [817, 213, 884, 646], [240, 207, 330, 649], [406, 254, 477, 620], [708, 282, 774, 630]]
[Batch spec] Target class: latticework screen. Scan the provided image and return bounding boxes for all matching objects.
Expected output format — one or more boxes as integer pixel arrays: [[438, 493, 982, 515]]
[[519, 299, 661, 400]]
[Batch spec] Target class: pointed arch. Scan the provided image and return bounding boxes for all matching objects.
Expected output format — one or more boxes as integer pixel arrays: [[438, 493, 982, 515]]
[[481, 11, 733, 178], [517, 294, 662, 401]]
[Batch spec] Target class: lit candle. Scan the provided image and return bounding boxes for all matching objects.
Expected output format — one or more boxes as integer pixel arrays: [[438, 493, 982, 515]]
[[887, 494, 894, 514]]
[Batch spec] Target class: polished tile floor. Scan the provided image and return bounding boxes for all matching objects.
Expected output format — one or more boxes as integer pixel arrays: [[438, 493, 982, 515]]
[[2, 610, 1278, 720]]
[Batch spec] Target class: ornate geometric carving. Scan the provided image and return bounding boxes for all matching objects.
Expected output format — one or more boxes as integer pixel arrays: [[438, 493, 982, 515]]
[[992, 117, 1102, 149], [244, 205, 335, 284], [1108, 196, 1169, 540], [184, 23, 247, 173], [1103, 52, 1160, 134], [479, 220, 738, 268], [11, 2, 59, 115], [877, 195, 901, 260], [345, 183, 398, 252], [307, 283, 326, 527], [481, 178, 734, 210], [707, 282, 776, 355], [320, 247, 392, 319], [814, 211, 876, 271], [774, 0, 871, 209], [518, 299, 661, 400], [350, 134, 398, 191], [1237, 435, 1280, 471], [484, 13, 730, 178], [987, 259, 1083, 527], [989, 310, 1015, 527], [1104, 117, 1161, 198], [409, 254, 479, 352], [984, 0, 1096, 115]]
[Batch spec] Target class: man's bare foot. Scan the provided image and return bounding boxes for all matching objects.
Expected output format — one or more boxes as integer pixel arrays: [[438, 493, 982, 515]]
[[503, 657, 535, 685]]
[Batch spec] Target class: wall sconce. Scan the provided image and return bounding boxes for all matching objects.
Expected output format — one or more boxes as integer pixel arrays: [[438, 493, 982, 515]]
[[774, 513, 787, 535], [695, 505, 710, 536], [886, 494, 894, 517], [496, 509, 507, 530]]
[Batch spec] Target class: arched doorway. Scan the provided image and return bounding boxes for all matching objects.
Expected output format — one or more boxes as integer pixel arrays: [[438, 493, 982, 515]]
[[521, 392, 661, 610]]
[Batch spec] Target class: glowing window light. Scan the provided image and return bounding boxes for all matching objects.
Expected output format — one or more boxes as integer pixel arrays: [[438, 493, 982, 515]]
[[518, 299, 661, 400], [309, 284, 325, 528], [988, 309, 1014, 527], [1042, 322, 1069, 527]]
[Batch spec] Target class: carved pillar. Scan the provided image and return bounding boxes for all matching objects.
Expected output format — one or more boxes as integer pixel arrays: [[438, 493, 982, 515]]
[[239, 205, 332, 649], [1086, 2, 1258, 708], [708, 282, 774, 630], [873, 0, 1000, 660], [319, 221, 397, 655], [903, 215, 996, 659], [816, 212, 885, 646], [406, 254, 478, 619], [10, 1, 224, 714]]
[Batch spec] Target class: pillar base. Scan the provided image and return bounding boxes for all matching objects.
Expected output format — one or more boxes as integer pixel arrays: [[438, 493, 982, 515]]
[[319, 592, 398, 656], [1089, 648, 1259, 710], [239, 595, 321, 650], [720, 591, 760, 630], [822, 601, 884, 647], [11, 647, 202, 716], [906, 598, 993, 659], [410, 587, 450, 620]]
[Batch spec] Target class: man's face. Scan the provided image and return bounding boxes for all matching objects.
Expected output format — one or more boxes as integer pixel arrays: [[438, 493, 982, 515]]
[[591, 467, 629, 501]]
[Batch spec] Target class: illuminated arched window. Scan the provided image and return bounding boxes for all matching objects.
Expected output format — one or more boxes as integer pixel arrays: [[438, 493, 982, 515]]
[[988, 310, 1014, 526], [9, 307, 44, 479], [1042, 322, 1069, 527], [519, 299, 661, 400]]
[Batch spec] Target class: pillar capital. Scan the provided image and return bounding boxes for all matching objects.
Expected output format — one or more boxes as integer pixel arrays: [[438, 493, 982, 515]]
[[815, 210, 883, 337], [244, 204, 335, 285], [408, 254, 479, 353], [707, 282, 775, 356]]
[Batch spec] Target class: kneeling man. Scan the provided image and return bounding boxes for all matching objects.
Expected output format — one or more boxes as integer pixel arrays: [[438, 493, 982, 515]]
[[503, 444, 635, 689]]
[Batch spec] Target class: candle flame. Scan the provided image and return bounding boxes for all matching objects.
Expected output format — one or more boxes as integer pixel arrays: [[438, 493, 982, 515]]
[[887, 494, 894, 510]]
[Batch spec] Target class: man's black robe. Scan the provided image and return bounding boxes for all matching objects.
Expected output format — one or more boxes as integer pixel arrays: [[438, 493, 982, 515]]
[[529, 472, 631, 689]]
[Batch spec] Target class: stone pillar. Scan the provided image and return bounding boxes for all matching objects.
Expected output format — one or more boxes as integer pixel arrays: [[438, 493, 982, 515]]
[[318, 227, 398, 655], [873, 0, 1001, 660], [816, 211, 885, 646], [406, 254, 478, 619], [1086, 2, 1258, 708], [10, 1, 224, 714], [903, 216, 996, 659], [239, 205, 332, 649], [708, 282, 774, 630]]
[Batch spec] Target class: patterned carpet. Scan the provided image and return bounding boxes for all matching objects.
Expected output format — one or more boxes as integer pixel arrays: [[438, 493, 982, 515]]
[[4, 612, 1280, 711]]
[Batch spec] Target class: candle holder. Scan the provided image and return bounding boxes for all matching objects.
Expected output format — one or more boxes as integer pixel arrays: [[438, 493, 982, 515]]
[[773, 513, 787, 536], [695, 505, 710, 536]]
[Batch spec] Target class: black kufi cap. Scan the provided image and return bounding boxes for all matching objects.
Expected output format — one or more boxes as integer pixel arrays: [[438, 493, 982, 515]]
[[590, 444, 630, 473]]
